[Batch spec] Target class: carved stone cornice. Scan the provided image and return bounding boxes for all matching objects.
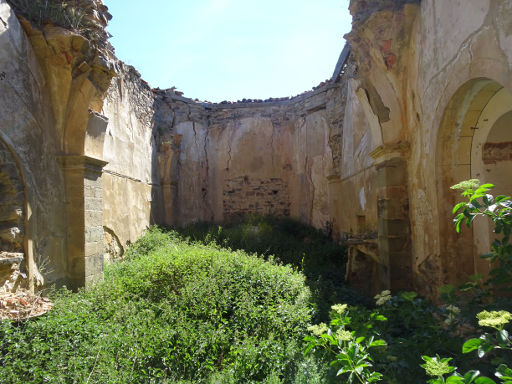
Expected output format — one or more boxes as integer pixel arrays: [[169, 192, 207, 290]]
[[369, 142, 410, 162]]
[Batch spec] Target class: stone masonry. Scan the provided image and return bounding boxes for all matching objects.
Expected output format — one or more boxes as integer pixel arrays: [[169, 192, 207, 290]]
[[1, 0, 512, 298], [223, 177, 290, 220]]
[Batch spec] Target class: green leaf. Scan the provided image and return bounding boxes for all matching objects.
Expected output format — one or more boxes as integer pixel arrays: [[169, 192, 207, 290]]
[[453, 202, 466, 214], [464, 370, 481, 383], [477, 342, 493, 358], [304, 343, 315, 355], [456, 219, 462, 233], [496, 364, 512, 379], [369, 339, 387, 347], [462, 338, 482, 354], [479, 183, 495, 190], [474, 377, 496, 384], [498, 329, 509, 343], [446, 376, 464, 384]]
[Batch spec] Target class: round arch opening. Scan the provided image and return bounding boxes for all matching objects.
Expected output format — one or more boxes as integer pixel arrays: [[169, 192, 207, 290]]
[[437, 78, 512, 284]]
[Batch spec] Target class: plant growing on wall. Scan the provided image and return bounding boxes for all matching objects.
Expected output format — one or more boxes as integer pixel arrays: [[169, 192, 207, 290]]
[[9, 0, 84, 29]]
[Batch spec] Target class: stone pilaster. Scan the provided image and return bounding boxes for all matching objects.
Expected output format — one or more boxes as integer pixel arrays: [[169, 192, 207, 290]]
[[58, 155, 107, 289], [370, 144, 412, 292]]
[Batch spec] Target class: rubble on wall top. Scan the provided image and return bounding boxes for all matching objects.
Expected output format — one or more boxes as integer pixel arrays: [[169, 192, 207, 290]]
[[349, 0, 421, 24], [149, 77, 340, 110], [7, 0, 114, 58], [150, 42, 353, 109]]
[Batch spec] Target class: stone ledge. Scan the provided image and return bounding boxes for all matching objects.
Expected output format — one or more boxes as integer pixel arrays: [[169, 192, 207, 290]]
[[0, 252, 23, 265]]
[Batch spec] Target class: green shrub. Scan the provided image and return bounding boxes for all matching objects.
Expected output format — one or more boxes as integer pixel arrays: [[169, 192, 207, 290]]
[[177, 216, 366, 321], [0, 228, 313, 383]]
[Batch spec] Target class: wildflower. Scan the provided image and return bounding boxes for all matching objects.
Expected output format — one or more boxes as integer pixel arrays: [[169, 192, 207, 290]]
[[450, 179, 480, 191], [446, 305, 460, 314], [444, 316, 456, 326], [444, 305, 461, 325], [335, 329, 352, 342], [307, 323, 328, 336], [331, 304, 348, 315], [374, 290, 392, 306], [476, 310, 512, 330], [421, 356, 455, 377]]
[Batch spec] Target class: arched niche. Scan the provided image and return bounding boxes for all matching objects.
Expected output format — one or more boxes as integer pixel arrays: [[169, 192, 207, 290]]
[[437, 78, 511, 284], [470, 88, 512, 275]]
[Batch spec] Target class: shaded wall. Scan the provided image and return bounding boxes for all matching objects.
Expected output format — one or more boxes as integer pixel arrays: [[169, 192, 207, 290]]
[[0, 0, 67, 286]]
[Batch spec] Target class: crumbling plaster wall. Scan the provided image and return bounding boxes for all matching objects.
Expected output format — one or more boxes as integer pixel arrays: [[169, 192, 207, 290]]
[[154, 81, 352, 231], [4, 0, 511, 297], [344, 0, 512, 296], [409, 0, 512, 292], [0, 0, 67, 285], [101, 64, 160, 252]]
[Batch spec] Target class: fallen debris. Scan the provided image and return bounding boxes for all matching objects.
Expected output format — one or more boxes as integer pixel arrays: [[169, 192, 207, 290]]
[[0, 290, 53, 321]]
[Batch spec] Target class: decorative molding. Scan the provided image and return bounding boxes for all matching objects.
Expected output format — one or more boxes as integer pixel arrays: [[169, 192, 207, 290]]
[[57, 155, 108, 174], [369, 142, 410, 162]]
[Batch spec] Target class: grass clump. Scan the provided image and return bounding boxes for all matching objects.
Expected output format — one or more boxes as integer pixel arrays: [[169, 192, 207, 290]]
[[0, 228, 314, 383]]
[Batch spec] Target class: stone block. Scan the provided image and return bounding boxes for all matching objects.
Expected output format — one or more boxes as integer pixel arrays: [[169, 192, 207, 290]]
[[85, 226, 103, 243], [84, 210, 102, 225], [84, 197, 102, 211], [85, 253, 104, 278]]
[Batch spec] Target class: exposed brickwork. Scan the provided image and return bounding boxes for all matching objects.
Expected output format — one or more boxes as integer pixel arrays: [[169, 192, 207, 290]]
[[483, 142, 512, 164], [223, 177, 290, 219]]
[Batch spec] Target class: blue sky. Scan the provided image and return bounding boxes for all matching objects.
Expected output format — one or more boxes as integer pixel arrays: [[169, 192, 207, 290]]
[[103, 0, 352, 102]]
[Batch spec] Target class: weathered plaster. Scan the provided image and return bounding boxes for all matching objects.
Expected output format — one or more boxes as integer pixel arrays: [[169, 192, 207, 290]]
[[1, 0, 512, 298]]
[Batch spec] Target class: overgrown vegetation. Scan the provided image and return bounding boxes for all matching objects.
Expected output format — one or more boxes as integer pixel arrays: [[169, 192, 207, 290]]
[[1, 182, 511, 383], [0, 228, 316, 383], [177, 216, 368, 321], [305, 180, 512, 383]]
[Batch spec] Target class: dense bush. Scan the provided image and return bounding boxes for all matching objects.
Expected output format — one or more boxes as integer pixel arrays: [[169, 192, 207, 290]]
[[178, 216, 368, 320], [0, 228, 314, 383]]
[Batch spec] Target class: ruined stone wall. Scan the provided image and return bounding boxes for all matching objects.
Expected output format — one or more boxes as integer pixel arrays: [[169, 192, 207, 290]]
[[342, 0, 512, 297], [408, 0, 512, 294], [0, 0, 68, 287], [4, 0, 512, 297], [153, 81, 348, 231], [101, 64, 160, 258]]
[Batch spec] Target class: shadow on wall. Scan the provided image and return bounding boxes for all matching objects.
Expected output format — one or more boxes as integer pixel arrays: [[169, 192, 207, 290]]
[[436, 78, 512, 288]]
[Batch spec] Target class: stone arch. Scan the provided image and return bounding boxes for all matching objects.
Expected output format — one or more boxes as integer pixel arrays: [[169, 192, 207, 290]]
[[0, 137, 27, 291], [470, 88, 512, 275], [436, 77, 509, 284]]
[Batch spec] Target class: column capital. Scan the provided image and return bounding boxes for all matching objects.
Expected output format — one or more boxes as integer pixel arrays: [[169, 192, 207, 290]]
[[57, 155, 108, 175], [369, 142, 410, 163]]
